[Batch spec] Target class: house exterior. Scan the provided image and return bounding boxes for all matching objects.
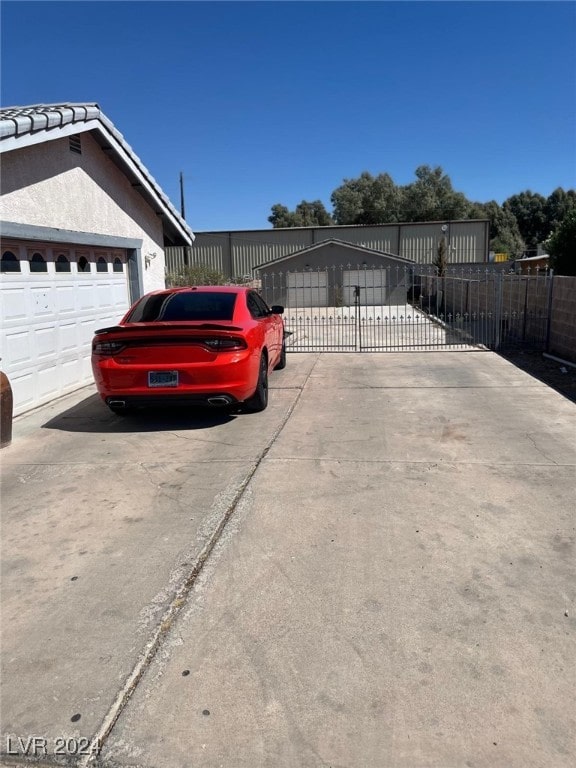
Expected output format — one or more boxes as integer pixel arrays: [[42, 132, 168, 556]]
[[165, 218, 490, 279], [0, 103, 194, 415], [256, 239, 417, 308]]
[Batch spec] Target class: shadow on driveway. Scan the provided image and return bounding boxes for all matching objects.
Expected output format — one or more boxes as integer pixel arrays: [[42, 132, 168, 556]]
[[41, 394, 237, 434], [498, 350, 576, 404]]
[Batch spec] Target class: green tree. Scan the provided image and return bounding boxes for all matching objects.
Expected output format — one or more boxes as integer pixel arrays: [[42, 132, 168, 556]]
[[400, 165, 471, 221], [546, 211, 576, 275], [545, 188, 576, 232], [433, 236, 448, 276], [268, 204, 299, 228], [268, 200, 333, 228], [503, 191, 548, 253], [166, 264, 226, 287], [331, 171, 401, 225], [470, 200, 525, 258]]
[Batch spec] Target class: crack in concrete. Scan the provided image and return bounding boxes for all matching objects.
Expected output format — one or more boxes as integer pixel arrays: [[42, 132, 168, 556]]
[[525, 432, 559, 465], [77, 354, 321, 768]]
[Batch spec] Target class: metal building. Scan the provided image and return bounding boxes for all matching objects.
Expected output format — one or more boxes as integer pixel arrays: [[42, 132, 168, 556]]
[[165, 219, 490, 279]]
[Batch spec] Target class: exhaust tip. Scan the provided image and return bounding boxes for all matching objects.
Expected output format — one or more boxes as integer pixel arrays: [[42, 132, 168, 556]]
[[108, 400, 126, 408], [207, 396, 232, 407]]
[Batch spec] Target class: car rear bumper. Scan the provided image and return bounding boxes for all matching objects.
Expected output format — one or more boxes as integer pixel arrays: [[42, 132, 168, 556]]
[[105, 393, 240, 410], [92, 352, 259, 405]]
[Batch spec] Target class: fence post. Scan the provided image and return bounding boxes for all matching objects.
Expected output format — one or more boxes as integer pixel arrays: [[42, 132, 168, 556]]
[[545, 270, 555, 353], [494, 270, 504, 350]]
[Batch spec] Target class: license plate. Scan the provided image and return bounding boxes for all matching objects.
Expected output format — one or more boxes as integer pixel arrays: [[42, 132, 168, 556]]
[[148, 370, 179, 388]]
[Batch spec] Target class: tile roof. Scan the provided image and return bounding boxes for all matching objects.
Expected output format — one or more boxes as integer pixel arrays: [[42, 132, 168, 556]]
[[0, 103, 194, 246]]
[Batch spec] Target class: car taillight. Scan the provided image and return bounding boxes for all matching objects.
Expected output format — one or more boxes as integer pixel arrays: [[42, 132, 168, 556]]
[[93, 340, 126, 355], [202, 337, 247, 351]]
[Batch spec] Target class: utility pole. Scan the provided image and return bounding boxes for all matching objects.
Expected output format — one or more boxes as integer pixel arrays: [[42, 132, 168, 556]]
[[179, 171, 186, 220]]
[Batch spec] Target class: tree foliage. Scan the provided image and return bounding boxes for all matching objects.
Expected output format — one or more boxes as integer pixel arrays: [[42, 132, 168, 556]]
[[400, 165, 471, 222], [268, 167, 574, 259], [471, 200, 525, 258], [433, 236, 448, 277], [503, 191, 549, 251], [330, 171, 401, 225], [268, 200, 333, 228], [546, 211, 576, 276], [545, 188, 576, 232]]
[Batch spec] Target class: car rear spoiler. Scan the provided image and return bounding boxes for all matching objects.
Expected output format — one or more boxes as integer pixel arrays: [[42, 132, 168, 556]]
[[94, 323, 244, 335]]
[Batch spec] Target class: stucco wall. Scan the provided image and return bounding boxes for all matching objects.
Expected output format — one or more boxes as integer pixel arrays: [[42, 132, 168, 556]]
[[0, 133, 166, 293]]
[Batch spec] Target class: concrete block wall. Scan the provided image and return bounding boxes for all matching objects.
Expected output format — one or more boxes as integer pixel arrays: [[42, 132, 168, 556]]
[[435, 274, 576, 360], [549, 276, 576, 363]]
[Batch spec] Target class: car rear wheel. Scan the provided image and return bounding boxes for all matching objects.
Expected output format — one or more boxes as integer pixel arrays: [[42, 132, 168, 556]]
[[244, 354, 269, 412], [274, 339, 287, 370]]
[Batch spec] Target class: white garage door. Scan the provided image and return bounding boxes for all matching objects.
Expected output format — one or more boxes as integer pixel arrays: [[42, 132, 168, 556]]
[[1, 244, 131, 416], [343, 269, 387, 306], [287, 271, 328, 308]]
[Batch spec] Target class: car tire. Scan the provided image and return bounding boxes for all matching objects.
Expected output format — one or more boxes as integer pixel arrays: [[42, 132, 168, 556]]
[[274, 339, 287, 370], [243, 353, 269, 412]]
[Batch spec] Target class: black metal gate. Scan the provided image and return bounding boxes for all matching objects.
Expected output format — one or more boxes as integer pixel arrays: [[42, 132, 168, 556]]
[[259, 264, 552, 353]]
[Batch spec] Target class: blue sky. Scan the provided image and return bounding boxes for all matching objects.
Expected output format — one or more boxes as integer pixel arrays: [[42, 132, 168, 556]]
[[1, 1, 575, 232]]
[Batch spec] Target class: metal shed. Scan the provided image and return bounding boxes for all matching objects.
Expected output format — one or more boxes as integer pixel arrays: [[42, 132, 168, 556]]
[[256, 239, 416, 308]]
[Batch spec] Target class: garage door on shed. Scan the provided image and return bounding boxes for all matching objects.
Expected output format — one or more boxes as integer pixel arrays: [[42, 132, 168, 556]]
[[1, 242, 131, 415], [287, 271, 328, 308], [343, 269, 387, 306]]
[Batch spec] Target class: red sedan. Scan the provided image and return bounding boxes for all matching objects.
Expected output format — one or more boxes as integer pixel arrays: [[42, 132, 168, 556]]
[[91, 286, 286, 414]]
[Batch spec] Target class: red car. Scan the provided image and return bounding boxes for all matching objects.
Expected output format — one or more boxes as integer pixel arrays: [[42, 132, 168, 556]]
[[91, 286, 286, 414]]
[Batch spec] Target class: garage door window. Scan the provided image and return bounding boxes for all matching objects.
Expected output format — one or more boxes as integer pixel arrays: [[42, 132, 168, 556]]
[[77, 256, 91, 273], [113, 258, 124, 272], [1, 251, 20, 273], [29, 253, 47, 273], [55, 254, 71, 273], [96, 257, 108, 273]]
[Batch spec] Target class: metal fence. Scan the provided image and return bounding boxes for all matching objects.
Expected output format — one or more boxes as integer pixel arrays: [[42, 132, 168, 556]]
[[257, 264, 552, 353]]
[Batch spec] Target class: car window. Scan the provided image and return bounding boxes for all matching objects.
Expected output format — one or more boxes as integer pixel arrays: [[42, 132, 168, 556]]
[[127, 292, 237, 322], [247, 292, 270, 319], [254, 293, 272, 316]]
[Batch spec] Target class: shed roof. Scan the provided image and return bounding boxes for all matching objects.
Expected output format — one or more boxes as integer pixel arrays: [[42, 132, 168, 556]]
[[255, 238, 416, 270], [0, 103, 194, 246]]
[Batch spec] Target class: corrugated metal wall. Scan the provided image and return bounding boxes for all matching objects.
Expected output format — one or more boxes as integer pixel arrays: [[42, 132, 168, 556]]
[[166, 220, 489, 278]]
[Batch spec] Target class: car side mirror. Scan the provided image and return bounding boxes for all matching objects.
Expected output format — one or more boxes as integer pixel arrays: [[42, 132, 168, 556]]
[[271, 305, 284, 315]]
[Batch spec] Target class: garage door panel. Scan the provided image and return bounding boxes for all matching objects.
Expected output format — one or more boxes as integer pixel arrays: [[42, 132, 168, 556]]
[[31, 286, 54, 316], [61, 359, 81, 388], [34, 326, 58, 358], [78, 284, 96, 310], [97, 282, 114, 307], [343, 269, 386, 306], [5, 331, 32, 365], [287, 271, 328, 307], [1, 245, 131, 415], [56, 285, 76, 313], [111, 282, 129, 309], [60, 323, 79, 352], [3, 287, 28, 321], [9, 372, 34, 410], [38, 365, 60, 398]]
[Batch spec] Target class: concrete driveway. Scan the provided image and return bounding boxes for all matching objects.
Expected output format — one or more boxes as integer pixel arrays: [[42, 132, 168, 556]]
[[1, 352, 575, 768]]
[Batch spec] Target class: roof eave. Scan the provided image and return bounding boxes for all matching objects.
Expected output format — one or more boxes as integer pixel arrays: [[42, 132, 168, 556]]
[[1, 107, 194, 247]]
